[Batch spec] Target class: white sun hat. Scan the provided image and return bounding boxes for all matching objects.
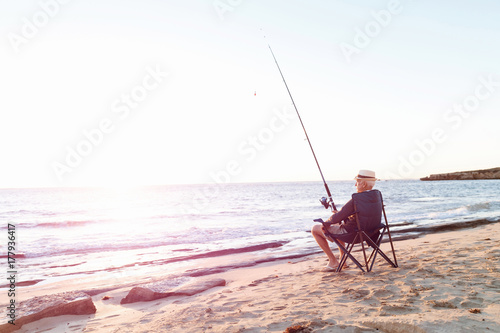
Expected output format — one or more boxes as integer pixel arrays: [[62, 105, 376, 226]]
[[354, 170, 379, 181]]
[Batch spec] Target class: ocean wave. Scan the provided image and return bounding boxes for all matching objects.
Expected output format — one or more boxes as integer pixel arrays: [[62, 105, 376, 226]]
[[410, 197, 444, 202], [466, 202, 493, 212], [427, 207, 468, 220], [426, 200, 497, 220], [21, 220, 100, 229], [18, 222, 292, 259], [393, 218, 499, 235], [0, 209, 58, 217]]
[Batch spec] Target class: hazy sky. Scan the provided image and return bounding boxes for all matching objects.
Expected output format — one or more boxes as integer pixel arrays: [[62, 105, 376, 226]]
[[1, 0, 499, 188]]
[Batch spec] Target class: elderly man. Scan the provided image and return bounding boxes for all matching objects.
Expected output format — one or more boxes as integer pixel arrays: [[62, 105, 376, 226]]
[[311, 170, 379, 270]]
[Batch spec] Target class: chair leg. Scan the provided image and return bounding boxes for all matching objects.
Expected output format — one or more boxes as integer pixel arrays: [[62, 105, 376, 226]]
[[364, 235, 397, 269], [338, 241, 357, 272], [327, 230, 398, 273], [333, 240, 351, 272], [368, 242, 382, 272], [382, 205, 398, 268], [332, 235, 365, 273], [360, 233, 371, 272], [366, 230, 386, 271], [385, 229, 398, 268]]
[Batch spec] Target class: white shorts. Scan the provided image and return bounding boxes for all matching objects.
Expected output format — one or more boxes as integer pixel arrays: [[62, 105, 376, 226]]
[[325, 224, 347, 235]]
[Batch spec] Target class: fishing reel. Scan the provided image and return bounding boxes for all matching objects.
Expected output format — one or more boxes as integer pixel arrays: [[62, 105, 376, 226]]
[[319, 197, 331, 210]]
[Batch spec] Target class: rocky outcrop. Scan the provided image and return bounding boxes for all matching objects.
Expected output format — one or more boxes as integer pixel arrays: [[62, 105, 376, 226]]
[[420, 167, 500, 181], [0, 292, 96, 333], [121, 278, 226, 304]]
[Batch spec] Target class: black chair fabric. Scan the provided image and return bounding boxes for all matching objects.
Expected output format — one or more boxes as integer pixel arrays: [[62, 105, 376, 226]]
[[352, 190, 383, 232]]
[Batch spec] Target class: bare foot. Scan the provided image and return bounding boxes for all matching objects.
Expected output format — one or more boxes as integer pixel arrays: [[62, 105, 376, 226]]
[[325, 261, 339, 270]]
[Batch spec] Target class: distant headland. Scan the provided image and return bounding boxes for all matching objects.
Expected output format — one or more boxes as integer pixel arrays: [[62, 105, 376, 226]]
[[420, 167, 500, 181]]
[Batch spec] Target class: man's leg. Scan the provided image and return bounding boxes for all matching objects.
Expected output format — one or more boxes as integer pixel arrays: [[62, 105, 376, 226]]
[[311, 224, 339, 268]]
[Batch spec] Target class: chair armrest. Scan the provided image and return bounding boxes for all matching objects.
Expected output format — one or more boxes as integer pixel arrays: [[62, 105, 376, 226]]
[[314, 218, 332, 228]]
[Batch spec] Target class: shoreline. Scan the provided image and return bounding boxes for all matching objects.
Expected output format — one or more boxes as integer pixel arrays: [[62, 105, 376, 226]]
[[3, 217, 498, 292], [7, 221, 500, 332]]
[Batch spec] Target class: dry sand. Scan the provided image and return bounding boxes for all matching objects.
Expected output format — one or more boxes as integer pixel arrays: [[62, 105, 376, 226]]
[[15, 222, 500, 333]]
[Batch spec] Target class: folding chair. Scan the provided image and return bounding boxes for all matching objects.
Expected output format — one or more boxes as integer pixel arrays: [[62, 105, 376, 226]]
[[315, 190, 398, 273]]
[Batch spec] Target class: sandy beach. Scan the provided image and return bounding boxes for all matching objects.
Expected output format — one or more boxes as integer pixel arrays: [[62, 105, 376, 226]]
[[11, 222, 500, 333]]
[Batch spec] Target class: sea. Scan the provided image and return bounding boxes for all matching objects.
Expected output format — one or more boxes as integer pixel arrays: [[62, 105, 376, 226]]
[[1, 180, 499, 291]]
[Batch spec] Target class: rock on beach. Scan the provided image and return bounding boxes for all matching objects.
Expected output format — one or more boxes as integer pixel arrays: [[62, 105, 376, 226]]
[[120, 278, 226, 304], [0, 292, 96, 333]]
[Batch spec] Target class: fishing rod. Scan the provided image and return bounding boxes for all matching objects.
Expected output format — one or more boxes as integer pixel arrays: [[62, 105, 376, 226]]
[[266, 42, 337, 211]]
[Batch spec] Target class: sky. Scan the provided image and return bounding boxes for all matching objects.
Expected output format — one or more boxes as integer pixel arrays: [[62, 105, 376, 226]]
[[1, 0, 499, 188]]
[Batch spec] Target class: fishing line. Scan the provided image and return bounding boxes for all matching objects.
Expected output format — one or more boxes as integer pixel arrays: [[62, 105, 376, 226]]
[[264, 35, 336, 211]]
